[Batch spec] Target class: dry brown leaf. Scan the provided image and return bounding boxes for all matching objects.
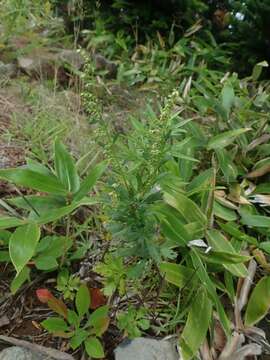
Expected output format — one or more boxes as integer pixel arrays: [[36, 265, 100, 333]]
[[246, 164, 270, 179]]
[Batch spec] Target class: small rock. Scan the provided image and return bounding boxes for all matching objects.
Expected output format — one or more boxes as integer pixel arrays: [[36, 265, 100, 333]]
[[58, 49, 84, 71], [114, 337, 179, 360], [93, 53, 117, 78], [0, 347, 52, 360]]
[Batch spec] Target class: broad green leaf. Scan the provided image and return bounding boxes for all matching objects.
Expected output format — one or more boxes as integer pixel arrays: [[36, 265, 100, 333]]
[[180, 288, 212, 360], [213, 201, 237, 221], [0, 168, 67, 195], [34, 255, 58, 270], [0, 217, 26, 229], [240, 210, 270, 228], [26, 158, 52, 176], [54, 138, 80, 193], [41, 317, 68, 332], [36, 236, 72, 258], [88, 306, 110, 336], [84, 337, 105, 359], [9, 223, 40, 274], [207, 128, 251, 150], [259, 242, 270, 254], [221, 81, 234, 117], [70, 329, 89, 349], [206, 229, 248, 277], [10, 266, 30, 294], [76, 284, 90, 318], [160, 262, 196, 288], [245, 276, 270, 326], [164, 192, 206, 227], [8, 195, 65, 214], [73, 162, 107, 202]]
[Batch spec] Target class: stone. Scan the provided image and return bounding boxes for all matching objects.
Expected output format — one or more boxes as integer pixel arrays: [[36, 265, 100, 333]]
[[114, 337, 179, 360], [58, 49, 84, 71], [0, 347, 52, 360], [17, 51, 57, 79]]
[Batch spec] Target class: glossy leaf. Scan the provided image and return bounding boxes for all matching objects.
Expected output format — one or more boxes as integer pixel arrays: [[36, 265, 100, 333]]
[[245, 276, 270, 326], [9, 223, 40, 274]]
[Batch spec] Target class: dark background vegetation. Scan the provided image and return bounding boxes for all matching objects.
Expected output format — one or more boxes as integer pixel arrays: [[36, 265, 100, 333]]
[[55, 0, 270, 77]]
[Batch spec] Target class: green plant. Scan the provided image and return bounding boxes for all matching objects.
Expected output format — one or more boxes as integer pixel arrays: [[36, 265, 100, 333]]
[[117, 306, 150, 338], [0, 138, 106, 292], [37, 285, 109, 359], [94, 254, 127, 296], [56, 268, 81, 300]]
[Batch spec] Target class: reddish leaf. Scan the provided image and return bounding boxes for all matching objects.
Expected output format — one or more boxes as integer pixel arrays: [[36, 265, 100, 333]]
[[36, 288, 68, 319], [36, 289, 54, 303], [89, 288, 106, 310]]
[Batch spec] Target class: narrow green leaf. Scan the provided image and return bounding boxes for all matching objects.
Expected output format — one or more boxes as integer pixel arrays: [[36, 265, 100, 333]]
[[10, 266, 30, 294], [221, 81, 234, 117], [54, 139, 80, 193], [180, 288, 212, 360], [0, 168, 67, 195], [207, 128, 251, 150], [76, 284, 90, 318], [36, 198, 97, 225], [84, 337, 104, 359], [0, 217, 26, 229], [245, 276, 270, 326], [9, 223, 40, 274], [190, 249, 231, 337], [73, 162, 107, 202]]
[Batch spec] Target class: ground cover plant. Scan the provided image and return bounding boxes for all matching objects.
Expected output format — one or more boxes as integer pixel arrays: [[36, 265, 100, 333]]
[[1, 1, 270, 360]]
